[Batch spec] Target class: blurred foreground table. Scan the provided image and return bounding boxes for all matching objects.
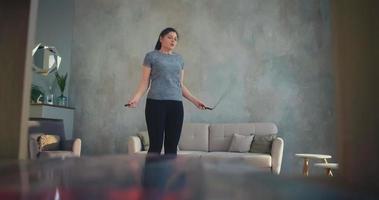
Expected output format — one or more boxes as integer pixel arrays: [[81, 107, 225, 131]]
[[0, 155, 372, 199]]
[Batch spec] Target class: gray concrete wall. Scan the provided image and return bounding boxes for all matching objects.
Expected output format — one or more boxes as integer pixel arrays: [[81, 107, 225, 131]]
[[33, 0, 74, 102], [70, 0, 335, 175]]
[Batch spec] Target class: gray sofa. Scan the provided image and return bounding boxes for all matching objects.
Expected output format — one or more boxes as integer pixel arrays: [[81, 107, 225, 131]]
[[128, 122, 284, 174]]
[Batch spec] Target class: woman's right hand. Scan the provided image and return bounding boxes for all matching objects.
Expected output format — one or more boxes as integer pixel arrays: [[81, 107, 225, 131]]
[[127, 96, 140, 108]]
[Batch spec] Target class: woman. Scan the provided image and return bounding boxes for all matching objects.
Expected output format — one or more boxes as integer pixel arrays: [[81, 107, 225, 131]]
[[127, 27, 206, 155]]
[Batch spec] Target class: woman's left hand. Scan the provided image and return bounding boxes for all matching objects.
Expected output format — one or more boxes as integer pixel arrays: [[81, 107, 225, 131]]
[[194, 100, 206, 110]]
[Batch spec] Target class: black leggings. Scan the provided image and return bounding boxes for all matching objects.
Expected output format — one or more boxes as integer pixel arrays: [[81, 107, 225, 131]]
[[145, 99, 184, 155]]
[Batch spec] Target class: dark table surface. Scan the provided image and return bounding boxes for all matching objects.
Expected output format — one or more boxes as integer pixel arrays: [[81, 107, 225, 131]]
[[0, 154, 375, 200]]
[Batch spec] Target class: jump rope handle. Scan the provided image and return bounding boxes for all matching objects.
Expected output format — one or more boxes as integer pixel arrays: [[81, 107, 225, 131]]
[[204, 106, 213, 110]]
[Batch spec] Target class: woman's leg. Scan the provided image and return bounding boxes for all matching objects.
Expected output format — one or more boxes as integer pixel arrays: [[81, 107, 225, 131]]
[[164, 101, 184, 155], [145, 99, 166, 154]]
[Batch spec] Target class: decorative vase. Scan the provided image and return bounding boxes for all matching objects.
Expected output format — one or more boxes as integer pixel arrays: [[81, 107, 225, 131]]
[[46, 86, 54, 105], [46, 93, 54, 105], [57, 94, 68, 107]]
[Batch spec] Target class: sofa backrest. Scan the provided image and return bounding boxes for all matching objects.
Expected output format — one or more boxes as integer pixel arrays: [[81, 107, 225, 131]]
[[29, 118, 65, 139], [209, 123, 278, 151], [179, 123, 209, 151]]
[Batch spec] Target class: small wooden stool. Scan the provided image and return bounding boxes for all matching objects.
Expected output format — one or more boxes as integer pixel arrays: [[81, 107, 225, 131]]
[[314, 163, 338, 177]]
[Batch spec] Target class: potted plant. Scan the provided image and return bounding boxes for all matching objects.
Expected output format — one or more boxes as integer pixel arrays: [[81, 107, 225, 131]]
[[55, 72, 68, 106], [31, 84, 44, 104]]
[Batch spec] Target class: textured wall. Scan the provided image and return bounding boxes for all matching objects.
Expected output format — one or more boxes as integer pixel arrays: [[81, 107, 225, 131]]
[[33, 0, 74, 100], [70, 0, 335, 174]]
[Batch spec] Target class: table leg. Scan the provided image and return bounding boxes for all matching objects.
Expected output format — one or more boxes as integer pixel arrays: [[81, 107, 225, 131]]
[[303, 158, 309, 176], [323, 158, 333, 176], [325, 168, 333, 177]]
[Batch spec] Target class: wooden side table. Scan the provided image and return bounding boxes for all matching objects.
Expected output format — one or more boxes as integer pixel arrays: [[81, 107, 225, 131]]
[[314, 163, 338, 177], [295, 153, 332, 176]]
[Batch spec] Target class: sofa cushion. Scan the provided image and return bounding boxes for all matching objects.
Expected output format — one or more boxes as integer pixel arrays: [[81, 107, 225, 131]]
[[178, 151, 206, 158], [201, 152, 272, 168], [228, 133, 254, 153], [209, 123, 278, 151], [179, 123, 209, 151], [38, 151, 77, 159], [135, 147, 180, 154], [37, 134, 61, 151], [134, 150, 205, 158], [249, 135, 277, 154]]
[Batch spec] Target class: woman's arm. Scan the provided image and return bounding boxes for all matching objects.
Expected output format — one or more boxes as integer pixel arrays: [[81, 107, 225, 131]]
[[128, 66, 151, 107], [181, 70, 206, 109]]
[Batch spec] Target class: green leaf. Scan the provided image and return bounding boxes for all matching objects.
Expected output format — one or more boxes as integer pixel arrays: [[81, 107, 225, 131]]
[[55, 72, 68, 94], [31, 84, 44, 103]]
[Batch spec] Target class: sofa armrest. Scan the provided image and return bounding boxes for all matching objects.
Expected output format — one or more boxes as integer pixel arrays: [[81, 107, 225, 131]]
[[128, 136, 142, 154], [271, 137, 284, 174], [29, 136, 39, 160], [63, 138, 82, 156]]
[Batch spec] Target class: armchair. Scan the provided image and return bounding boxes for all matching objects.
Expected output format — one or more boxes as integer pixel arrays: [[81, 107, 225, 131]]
[[28, 118, 81, 159]]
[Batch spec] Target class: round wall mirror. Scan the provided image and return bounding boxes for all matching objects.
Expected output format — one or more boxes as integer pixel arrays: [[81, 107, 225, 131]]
[[32, 43, 61, 75]]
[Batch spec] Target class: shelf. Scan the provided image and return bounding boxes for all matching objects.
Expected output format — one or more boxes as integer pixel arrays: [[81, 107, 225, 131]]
[[30, 103, 75, 110]]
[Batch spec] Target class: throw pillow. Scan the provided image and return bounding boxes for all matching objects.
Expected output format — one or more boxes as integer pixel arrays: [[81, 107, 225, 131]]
[[37, 134, 61, 151], [228, 133, 254, 153], [249, 134, 277, 154]]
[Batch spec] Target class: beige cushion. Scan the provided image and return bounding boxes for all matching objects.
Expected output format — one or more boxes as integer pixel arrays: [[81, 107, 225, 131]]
[[179, 123, 209, 151], [201, 152, 272, 168], [37, 134, 61, 151], [250, 134, 277, 154], [242, 153, 272, 168], [178, 150, 206, 155], [38, 151, 77, 159], [228, 133, 254, 153], [176, 151, 205, 159]]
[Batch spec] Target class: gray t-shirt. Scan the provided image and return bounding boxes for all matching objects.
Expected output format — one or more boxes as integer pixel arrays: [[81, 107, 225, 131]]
[[143, 50, 184, 101]]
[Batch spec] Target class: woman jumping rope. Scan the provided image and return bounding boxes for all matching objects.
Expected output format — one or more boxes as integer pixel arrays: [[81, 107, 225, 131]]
[[127, 27, 206, 155]]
